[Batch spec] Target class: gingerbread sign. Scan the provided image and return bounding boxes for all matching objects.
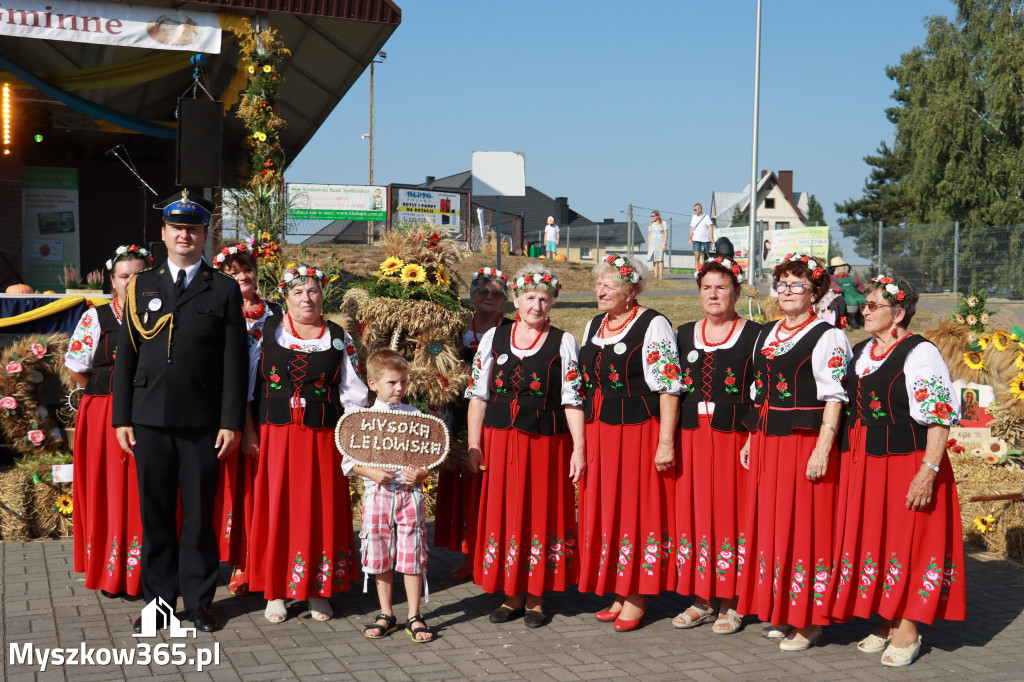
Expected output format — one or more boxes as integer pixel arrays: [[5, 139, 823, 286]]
[[334, 408, 449, 471]]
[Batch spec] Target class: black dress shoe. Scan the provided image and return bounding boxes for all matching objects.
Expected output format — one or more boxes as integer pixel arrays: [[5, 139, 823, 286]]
[[488, 605, 525, 623], [188, 607, 220, 633], [133, 617, 143, 634]]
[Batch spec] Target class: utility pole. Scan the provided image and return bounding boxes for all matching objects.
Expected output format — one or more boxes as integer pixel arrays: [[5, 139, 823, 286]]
[[627, 204, 633, 256], [368, 51, 386, 244], [747, 0, 762, 285]]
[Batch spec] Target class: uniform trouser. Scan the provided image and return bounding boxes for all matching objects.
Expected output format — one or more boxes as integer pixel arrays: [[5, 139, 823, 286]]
[[133, 424, 220, 610]]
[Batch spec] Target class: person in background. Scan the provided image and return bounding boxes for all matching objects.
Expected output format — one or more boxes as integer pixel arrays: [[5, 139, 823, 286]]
[[829, 277, 965, 668], [347, 350, 436, 643], [211, 242, 283, 596], [689, 203, 714, 271], [114, 190, 248, 634], [67, 244, 153, 598], [544, 216, 560, 259], [648, 210, 669, 279]]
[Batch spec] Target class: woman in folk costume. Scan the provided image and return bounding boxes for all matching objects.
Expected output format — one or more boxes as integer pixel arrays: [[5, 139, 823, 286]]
[[244, 264, 369, 623], [465, 265, 585, 628], [577, 254, 683, 632], [673, 255, 761, 634], [737, 253, 852, 651], [211, 242, 282, 595], [829, 277, 965, 668], [434, 267, 512, 580], [66, 244, 153, 596]]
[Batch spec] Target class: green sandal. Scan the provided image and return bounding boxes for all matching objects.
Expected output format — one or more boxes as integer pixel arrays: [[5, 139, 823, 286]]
[[405, 614, 435, 643], [363, 613, 399, 639]]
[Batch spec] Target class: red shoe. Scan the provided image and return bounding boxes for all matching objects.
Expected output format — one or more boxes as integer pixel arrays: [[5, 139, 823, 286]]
[[594, 609, 620, 622], [613, 606, 646, 632], [228, 570, 249, 596], [449, 564, 472, 581]]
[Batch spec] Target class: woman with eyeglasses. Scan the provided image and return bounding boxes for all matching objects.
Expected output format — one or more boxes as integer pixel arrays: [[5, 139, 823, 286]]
[[434, 268, 513, 580], [828, 277, 964, 668], [736, 254, 852, 651]]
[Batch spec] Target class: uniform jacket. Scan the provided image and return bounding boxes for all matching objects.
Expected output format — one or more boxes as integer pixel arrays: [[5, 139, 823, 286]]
[[112, 260, 248, 430]]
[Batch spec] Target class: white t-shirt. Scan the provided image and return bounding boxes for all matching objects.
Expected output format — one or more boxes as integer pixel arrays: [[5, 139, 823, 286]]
[[544, 224, 560, 243], [690, 214, 712, 242]]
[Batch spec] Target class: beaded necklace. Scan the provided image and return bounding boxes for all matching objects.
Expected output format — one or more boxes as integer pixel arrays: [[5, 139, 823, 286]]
[[701, 315, 739, 348], [511, 320, 546, 351], [869, 332, 914, 362], [243, 298, 266, 321], [287, 313, 326, 341], [600, 302, 639, 338], [111, 298, 123, 321], [469, 312, 503, 350], [774, 312, 817, 343]]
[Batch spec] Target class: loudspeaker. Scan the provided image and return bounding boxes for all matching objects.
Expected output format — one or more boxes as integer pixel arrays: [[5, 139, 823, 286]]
[[148, 241, 168, 265], [176, 98, 222, 187]]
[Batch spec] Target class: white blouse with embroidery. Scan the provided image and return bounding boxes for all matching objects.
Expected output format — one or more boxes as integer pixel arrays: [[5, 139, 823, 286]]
[[581, 312, 683, 395], [464, 326, 583, 406], [749, 319, 852, 403], [247, 321, 369, 408], [852, 338, 960, 426], [65, 306, 115, 374]]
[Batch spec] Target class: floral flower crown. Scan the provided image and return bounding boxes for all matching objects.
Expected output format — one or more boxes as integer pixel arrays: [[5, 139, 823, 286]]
[[212, 243, 255, 269], [782, 253, 826, 282], [105, 244, 153, 271], [604, 254, 641, 285], [869, 275, 908, 304], [510, 272, 561, 295], [472, 267, 508, 285], [278, 264, 328, 293], [695, 256, 742, 279]]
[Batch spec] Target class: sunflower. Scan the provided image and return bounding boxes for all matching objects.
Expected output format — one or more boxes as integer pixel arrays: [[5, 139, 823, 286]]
[[400, 263, 427, 284], [55, 494, 73, 515], [379, 256, 404, 276], [433, 265, 450, 288], [963, 350, 985, 371], [421, 475, 435, 494], [977, 335, 990, 350], [1011, 373, 1024, 401], [993, 330, 1012, 351], [974, 514, 996, 533], [1015, 353, 1024, 370]]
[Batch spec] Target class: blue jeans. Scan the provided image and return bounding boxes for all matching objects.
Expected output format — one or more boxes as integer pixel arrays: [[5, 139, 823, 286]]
[[692, 241, 711, 256]]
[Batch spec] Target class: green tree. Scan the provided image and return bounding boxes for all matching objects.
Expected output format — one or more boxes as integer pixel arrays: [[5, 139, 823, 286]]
[[731, 204, 748, 228], [806, 194, 825, 226]]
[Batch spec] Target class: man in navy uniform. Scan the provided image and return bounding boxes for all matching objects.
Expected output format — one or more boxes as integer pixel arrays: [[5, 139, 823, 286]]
[[113, 189, 248, 633]]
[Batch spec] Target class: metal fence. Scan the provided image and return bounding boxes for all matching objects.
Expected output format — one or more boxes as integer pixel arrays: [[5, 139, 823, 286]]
[[838, 222, 1024, 299]]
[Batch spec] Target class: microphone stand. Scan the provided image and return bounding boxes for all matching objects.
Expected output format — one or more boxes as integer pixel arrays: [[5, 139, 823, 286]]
[[109, 146, 158, 246]]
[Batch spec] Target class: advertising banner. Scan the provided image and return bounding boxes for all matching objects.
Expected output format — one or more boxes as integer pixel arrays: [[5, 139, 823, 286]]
[[762, 225, 830, 270], [0, 0, 222, 53], [394, 189, 462, 232], [287, 184, 387, 221], [22, 167, 79, 291]]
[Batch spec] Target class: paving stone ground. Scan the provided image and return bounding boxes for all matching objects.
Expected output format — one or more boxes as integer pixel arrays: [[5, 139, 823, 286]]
[[2, 525, 1022, 681]]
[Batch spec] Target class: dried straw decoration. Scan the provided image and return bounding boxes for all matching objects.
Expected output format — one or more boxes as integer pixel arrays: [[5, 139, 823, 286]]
[[0, 468, 32, 540], [952, 453, 1024, 561], [0, 333, 75, 457]]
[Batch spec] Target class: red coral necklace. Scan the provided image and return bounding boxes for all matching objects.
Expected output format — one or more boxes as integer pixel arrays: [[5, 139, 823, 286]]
[[511, 320, 546, 351], [470, 312, 503, 350], [774, 312, 817, 343], [701, 315, 739, 347], [243, 298, 266, 321], [601, 302, 639, 337], [111, 298, 123, 321], [287, 313, 325, 341], [870, 332, 913, 361]]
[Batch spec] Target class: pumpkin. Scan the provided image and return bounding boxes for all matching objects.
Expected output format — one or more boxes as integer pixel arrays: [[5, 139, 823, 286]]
[[6, 283, 33, 294], [554, 253, 568, 261]]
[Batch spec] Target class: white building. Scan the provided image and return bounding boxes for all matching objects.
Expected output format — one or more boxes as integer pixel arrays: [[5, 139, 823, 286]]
[[710, 170, 809, 231]]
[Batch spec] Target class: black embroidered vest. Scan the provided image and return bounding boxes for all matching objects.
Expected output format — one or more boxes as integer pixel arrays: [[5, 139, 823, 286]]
[[255, 316, 347, 429], [742, 321, 833, 436], [462, 316, 513, 364], [676, 320, 761, 432], [843, 335, 930, 456], [482, 324, 568, 435], [578, 308, 661, 425], [84, 304, 119, 397]]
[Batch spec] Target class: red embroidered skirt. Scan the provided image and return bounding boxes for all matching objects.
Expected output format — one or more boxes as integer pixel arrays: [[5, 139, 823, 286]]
[[211, 447, 256, 568], [472, 420, 578, 595], [433, 465, 482, 556], [828, 425, 966, 624], [577, 389, 677, 596], [736, 430, 838, 628], [247, 423, 357, 601], [72, 394, 144, 596], [675, 416, 750, 601]]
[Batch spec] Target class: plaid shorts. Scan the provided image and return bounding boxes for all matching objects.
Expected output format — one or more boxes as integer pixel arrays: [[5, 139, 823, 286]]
[[359, 483, 428, 575]]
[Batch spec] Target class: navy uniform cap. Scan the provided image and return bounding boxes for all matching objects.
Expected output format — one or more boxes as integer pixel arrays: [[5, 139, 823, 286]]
[[153, 188, 214, 226]]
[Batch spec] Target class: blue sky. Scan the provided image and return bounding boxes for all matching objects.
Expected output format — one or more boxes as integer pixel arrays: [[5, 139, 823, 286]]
[[287, 1, 952, 235]]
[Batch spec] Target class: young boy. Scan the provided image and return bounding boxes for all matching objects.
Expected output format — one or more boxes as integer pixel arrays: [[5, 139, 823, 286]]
[[342, 349, 434, 643]]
